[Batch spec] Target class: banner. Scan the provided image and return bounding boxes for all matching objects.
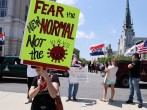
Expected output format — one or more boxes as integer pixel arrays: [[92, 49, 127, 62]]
[[20, 0, 80, 70], [124, 45, 137, 56], [90, 44, 104, 51], [90, 48, 104, 56], [69, 67, 88, 83]]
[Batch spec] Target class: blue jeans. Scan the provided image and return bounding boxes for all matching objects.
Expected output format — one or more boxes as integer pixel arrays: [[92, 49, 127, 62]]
[[129, 77, 143, 104], [68, 78, 79, 99]]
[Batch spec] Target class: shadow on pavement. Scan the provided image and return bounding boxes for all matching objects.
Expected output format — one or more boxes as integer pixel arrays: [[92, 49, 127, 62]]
[[108, 100, 147, 108], [75, 98, 97, 106], [108, 100, 131, 108], [0, 77, 27, 84], [142, 102, 147, 108]]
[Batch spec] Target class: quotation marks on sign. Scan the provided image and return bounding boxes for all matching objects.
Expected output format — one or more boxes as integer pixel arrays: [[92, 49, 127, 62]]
[[47, 44, 68, 63]]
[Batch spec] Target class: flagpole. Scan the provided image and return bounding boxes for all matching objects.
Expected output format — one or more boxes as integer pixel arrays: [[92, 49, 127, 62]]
[[2, 32, 5, 56], [104, 44, 106, 58], [2, 45, 4, 56]]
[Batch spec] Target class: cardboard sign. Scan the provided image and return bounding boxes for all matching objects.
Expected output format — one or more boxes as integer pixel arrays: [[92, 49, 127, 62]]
[[20, 0, 80, 70], [69, 67, 88, 83]]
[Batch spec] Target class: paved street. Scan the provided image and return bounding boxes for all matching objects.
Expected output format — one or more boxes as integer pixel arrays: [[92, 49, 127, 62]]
[[0, 70, 147, 110], [0, 70, 147, 102]]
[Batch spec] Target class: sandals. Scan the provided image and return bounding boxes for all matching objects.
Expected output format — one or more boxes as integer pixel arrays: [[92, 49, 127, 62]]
[[109, 99, 113, 102], [100, 99, 106, 102]]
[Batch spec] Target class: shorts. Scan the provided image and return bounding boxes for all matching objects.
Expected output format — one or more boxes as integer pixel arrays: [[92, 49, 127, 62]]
[[105, 79, 116, 85]]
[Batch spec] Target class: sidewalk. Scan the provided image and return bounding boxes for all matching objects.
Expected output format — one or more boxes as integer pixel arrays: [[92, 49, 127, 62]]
[[0, 91, 146, 110]]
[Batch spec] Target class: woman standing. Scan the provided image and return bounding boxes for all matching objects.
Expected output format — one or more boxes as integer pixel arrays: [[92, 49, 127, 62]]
[[29, 67, 60, 110], [101, 59, 118, 102]]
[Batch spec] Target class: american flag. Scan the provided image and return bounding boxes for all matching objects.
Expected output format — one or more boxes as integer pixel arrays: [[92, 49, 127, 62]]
[[137, 40, 147, 54], [72, 57, 77, 66]]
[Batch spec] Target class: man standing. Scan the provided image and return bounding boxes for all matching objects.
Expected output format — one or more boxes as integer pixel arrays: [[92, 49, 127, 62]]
[[66, 54, 81, 102], [126, 53, 143, 108]]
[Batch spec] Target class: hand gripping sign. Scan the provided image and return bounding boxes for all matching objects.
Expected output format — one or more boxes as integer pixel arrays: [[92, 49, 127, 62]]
[[20, 0, 80, 70]]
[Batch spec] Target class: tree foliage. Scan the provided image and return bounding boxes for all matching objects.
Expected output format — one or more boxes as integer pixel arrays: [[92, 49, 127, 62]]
[[79, 58, 88, 64], [98, 55, 132, 63], [73, 48, 80, 59]]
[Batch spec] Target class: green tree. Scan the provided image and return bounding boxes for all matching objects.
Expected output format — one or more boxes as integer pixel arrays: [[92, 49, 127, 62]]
[[79, 58, 88, 64], [73, 48, 80, 59], [117, 55, 132, 61], [98, 57, 105, 63]]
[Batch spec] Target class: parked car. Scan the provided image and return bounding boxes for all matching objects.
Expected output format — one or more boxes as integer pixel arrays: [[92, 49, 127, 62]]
[[0, 56, 69, 79], [116, 60, 147, 87]]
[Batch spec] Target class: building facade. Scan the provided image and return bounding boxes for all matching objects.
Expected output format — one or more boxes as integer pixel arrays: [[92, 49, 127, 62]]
[[118, 0, 135, 55], [118, 0, 147, 55], [105, 44, 113, 57], [0, 0, 30, 56]]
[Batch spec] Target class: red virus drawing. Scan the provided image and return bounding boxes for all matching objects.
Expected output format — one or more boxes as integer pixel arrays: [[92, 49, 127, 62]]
[[47, 44, 68, 63]]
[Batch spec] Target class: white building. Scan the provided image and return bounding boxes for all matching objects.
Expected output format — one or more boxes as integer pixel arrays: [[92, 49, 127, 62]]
[[118, 0, 147, 55], [0, 0, 30, 56]]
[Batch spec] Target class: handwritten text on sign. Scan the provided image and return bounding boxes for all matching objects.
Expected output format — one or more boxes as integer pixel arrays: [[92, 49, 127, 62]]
[[69, 67, 88, 83], [20, 0, 80, 69]]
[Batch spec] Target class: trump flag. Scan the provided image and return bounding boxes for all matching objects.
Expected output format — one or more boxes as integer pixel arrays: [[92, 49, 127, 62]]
[[90, 44, 104, 51], [90, 48, 104, 56]]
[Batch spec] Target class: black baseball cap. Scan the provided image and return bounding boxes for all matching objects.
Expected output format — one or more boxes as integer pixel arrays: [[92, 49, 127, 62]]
[[133, 53, 140, 59]]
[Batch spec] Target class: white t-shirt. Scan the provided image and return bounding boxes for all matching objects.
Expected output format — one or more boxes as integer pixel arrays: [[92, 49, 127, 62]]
[[27, 65, 38, 77], [107, 65, 118, 81]]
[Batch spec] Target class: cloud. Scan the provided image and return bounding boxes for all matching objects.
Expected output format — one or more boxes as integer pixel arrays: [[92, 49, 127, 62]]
[[57, 1, 85, 26], [90, 44, 97, 47], [78, 13, 85, 26], [111, 29, 117, 34], [57, 0, 77, 5], [103, 41, 109, 44], [76, 31, 95, 39]]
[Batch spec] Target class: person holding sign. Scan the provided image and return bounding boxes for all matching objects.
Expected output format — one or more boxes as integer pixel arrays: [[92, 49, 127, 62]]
[[66, 54, 81, 102], [25, 65, 38, 104], [101, 59, 118, 102], [29, 67, 60, 110]]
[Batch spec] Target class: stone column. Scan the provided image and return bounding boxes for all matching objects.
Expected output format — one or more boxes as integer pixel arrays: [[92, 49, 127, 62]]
[[7, 0, 14, 17]]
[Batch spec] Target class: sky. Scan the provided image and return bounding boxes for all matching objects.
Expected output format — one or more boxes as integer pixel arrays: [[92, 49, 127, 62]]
[[56, 0, 147, 60]]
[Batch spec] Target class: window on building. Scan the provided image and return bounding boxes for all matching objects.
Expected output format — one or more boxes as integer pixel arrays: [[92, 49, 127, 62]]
[[24, 5, 28, 21], [0, 27, 2, 33], [0, 0, 7, 17]]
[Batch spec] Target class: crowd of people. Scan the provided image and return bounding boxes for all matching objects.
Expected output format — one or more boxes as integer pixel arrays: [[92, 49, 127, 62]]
[[24, 53, 143, 109]]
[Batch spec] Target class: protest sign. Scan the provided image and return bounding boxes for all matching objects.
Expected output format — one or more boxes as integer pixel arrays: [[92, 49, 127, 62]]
[[20, 0, 80, 70], [69, 67, 88, 83]]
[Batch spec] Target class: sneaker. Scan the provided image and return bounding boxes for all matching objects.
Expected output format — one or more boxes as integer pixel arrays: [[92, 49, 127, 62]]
[[126, 100, 133, 104], [25, 99, 32, 104], [66, 98, 71, 102], [73, 97, 77, 101], [138, 104, 143, 108]]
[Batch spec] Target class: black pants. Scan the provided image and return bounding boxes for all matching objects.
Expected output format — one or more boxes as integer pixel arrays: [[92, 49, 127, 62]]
[[27, 77, 35, 98]]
